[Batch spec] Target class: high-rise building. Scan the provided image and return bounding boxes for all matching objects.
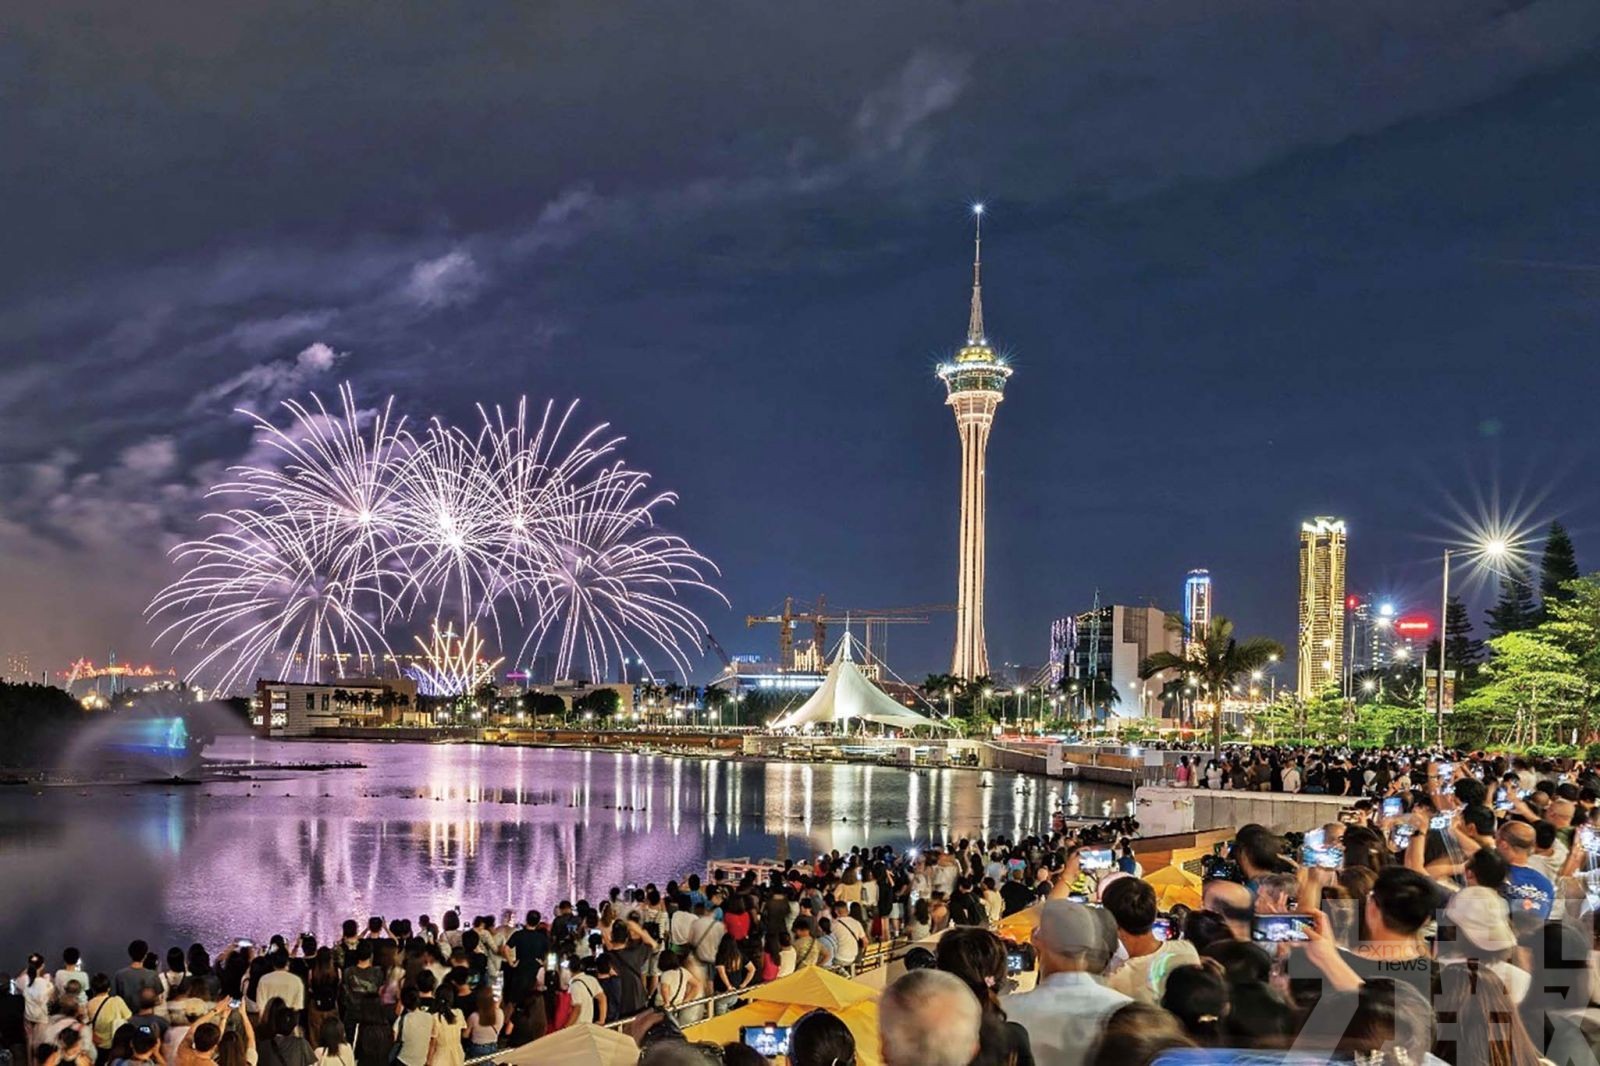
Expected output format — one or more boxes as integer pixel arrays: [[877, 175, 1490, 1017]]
[[1183, 570, 1212, 653], [1062, 604, 1183, 719], [1297, 517, 1348, 699], [937, 205, 1012, 679]]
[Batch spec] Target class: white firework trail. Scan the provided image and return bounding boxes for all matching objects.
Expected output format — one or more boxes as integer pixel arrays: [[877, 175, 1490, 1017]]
[[148, 506, 398, 694], [520, 459, 725, 682], [150, 385, 721, 693]]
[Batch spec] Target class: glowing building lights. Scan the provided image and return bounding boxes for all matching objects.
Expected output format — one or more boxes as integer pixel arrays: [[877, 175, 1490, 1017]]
[[937, 206, 1013, 679]]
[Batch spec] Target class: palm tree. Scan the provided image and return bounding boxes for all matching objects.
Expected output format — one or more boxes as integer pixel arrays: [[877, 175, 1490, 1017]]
[[1140, 615, 1284, 758]]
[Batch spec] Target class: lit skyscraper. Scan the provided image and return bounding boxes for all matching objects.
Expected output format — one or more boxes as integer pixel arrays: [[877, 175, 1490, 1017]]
[[1183, 569, 1212, 653], [937, 205, 1012, 679], [1297, 517, 1348, 699]]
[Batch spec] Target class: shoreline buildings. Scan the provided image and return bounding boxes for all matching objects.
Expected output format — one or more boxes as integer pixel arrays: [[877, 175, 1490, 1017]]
[[1297, 517, 1348, 699], [937, 205, 1012, 679]]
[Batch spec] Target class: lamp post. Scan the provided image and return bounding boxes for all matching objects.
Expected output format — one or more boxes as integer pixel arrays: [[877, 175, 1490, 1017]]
[[1436, 538, 1508, 747], [1012, 686, 1025, 733]]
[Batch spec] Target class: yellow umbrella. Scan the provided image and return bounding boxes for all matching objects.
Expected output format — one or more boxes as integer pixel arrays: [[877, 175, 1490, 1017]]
[[683, 1000, 882, 1066], [683, 969, 884, 1066], [746, 967, 878, 1011], [1144, 863, 1204, 910], [996, 907, 1041, 944], [496, 1024, 639, 1066]]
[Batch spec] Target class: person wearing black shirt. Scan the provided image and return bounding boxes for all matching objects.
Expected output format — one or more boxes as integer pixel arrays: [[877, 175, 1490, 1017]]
[[502, 912, 549, 1004], [998, 872, 1035, 917], [602, 919, 658, 1018]]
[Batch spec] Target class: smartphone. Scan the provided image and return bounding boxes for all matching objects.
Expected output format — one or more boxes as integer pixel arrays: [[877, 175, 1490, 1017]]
[[1391, 824, 1416, 849], [1079, 847, 1115, 872], [228, 998, 241, 1009], [742, 1024, 792, 1057], [545, 952, 559, 970], [1006, 951, 1027, 974], [1436, 762, 1453, 779], [1301, 844, 1345, 869], [235, 939, 253, 950], [1382, 797, 1403, 818], [1495, 789, 1513, 813], [1250, 914, 1314, 943], [1151, 917, 1172, 942], [1579, 826, 1600, 855], [1430, 812, 1456, 831], [1303, 827, 1326, 849], [1067, 892, 1088, 904]]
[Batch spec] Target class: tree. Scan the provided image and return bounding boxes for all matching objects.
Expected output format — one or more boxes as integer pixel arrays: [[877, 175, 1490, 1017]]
[[702, 686, 732, 725], [1541, 574, 1600, 742], [1456, 631, 1586, 748], [1139, 615, 1285, 758], [1539, 521, 1580, 618], [1427, 596, 1484, 683], [574, 687, 621, 720], [1485, 567, 1538, 638]]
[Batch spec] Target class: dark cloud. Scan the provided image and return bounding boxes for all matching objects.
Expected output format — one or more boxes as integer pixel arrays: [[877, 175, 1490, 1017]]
[[2, 0, 1599, 678]]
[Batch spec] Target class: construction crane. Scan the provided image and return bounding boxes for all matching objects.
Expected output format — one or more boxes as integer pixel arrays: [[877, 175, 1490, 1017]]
[[703, 631, 733, 671], [746, 597, 955, 674]]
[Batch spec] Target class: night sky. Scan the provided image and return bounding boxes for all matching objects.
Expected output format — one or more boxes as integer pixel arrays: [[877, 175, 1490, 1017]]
[[4, 2, 1600, 684]]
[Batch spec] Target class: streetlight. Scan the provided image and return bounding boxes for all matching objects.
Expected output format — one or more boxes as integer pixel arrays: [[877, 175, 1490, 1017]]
[[1436, 538, 1510, 745], [1013, 686, 1025, 732]]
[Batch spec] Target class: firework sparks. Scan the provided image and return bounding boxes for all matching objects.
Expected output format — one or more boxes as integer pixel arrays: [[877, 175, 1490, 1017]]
[[149, 386, 720, 693], [407, 620, 505, 697]]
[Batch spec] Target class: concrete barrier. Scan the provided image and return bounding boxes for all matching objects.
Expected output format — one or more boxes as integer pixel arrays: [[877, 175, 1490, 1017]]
[[1134, 785, 1355, 836]]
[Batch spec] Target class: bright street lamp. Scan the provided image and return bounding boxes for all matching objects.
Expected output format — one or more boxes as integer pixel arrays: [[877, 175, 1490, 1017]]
[[1435, 537, 1512, 744]]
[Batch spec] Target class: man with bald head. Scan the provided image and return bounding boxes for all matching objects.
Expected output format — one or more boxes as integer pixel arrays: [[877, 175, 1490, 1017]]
[[1497, 820, 1555, 919], [1202, 879, 1254, 941], [879, 969, 982, 1066]]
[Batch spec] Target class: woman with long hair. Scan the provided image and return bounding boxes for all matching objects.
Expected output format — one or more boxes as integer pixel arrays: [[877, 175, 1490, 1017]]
[[711, 937, 754, 1017], [215, 1010, 257, 1066], [464, 986, 499, 1058], [426, 988, 465, 1066], [933, 928, 1033, 1066], [18, 953, 52, 1053], [305, 948, 340, 1047], [313, 1017, 355, 1066], [498, 987, 545, 1049], [1435, 964, 1540, 1066]]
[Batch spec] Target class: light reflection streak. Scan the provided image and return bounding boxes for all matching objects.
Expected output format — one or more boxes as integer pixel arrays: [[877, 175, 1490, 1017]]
[[1, 740, 1131, 962]]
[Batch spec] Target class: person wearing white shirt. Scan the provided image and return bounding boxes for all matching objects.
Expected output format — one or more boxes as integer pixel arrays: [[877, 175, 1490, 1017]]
[[1101, 877, 1199, 1005], [254, 954, 305, 1014], [54, 950, 90, 1005], [1002, 901, 1129, 1066]]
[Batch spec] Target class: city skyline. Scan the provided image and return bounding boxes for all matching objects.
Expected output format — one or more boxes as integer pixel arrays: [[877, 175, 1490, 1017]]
[[2, 5, 1599, 684]]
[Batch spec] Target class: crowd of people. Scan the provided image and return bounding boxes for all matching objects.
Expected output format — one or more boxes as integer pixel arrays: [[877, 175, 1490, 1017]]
[[8, 748, 1600, 1066], [1166, 746, 1600, 799]]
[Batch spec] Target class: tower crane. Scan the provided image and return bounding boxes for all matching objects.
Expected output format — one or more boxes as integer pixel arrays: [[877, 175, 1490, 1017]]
[[745, 598, 955, 673]]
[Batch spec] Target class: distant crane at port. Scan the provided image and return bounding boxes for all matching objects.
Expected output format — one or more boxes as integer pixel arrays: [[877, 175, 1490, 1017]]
[[745, 597, 954, 674]]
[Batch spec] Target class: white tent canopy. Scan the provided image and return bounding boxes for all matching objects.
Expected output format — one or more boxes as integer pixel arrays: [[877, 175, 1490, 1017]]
[[771, 635, 950, 732]]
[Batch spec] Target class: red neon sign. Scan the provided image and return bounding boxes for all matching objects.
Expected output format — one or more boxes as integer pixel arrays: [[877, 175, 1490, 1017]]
[[1395, 617, 1432, 635]]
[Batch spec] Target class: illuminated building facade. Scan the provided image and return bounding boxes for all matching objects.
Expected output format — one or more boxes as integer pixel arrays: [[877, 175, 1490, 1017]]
[[1297, 517, 1348, 699], [253, 676, 419, 737], [937, 206, 1012, 679], [1183, 569, 1212, 653], [1063, 604, 1181, 718]]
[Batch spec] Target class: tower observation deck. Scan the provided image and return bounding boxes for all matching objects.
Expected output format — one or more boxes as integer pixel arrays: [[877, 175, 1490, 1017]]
[[935, 205, 1012, 680]]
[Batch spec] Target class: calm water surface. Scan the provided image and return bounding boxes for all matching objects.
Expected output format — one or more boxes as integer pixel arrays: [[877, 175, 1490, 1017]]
[[0, 737, 1130, 964]]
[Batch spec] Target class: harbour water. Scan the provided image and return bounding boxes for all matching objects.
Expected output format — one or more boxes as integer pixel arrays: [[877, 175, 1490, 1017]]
[[0, 736, 1131, 965]]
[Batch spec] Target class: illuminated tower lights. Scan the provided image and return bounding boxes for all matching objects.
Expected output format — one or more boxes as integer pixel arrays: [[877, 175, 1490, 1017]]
[[1297, 517, 1348, 699], [1183, 569, 1212, 653], [936, 204, 1013, 680]]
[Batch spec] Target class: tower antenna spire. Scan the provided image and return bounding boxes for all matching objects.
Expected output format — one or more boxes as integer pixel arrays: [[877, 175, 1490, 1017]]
[[968, 203, 985, 344]]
